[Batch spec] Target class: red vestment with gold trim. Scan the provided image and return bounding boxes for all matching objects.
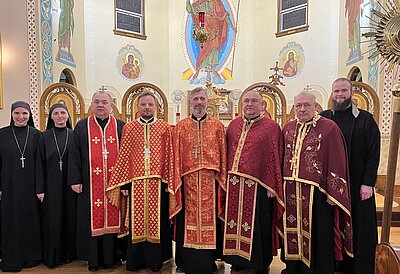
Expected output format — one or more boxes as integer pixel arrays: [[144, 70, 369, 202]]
[[281, 115, 353, 267], [223, 116, 284, 260], [107, 119, 174, 244], [171, 115, 227, 249], [87, 115, 121, 236]]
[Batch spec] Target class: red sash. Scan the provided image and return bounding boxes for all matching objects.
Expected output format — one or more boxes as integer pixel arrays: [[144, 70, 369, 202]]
[[88, 115, 121, 236], [223, 174, 257, 259]]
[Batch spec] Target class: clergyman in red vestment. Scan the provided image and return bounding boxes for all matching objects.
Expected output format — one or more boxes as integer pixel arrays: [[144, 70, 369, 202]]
[[280, 91, 353, 274], [68, 91, 126, 271], [223, 90, 284, 273], [107, 91, 174, 272], [170, 87, 227, 273]]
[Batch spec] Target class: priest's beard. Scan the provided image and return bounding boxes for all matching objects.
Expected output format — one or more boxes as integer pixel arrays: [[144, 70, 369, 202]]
[[332, 97, 352, 111]]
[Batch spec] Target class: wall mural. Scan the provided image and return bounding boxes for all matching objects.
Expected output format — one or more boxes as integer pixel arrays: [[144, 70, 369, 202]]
[[54, 0, 76, 68], [278, 41, 305, 79], [182, 0, 237, 85], [117, 44, 144, 81], [41, 0, 53, 88], [345, 0, 369, 65], [367, 0, 379, 91]]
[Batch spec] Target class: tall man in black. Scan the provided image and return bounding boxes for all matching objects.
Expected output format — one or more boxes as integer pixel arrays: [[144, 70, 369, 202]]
[[68, 91, 125, 271], [321, 78, 380, 274]]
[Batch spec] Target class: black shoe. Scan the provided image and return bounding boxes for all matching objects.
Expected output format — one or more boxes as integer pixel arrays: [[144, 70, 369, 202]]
[[255, 267, 270, 274], [176, 266, 184, 273], [231, 265, 245, 271], [88, 266, 99, 272], [151, 267, 162, 272], [281, 269, 287, 274]]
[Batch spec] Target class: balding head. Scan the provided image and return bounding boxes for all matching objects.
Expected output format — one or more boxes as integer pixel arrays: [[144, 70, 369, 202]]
[[242, 90, 264, 119], [293, 91, 317, 122]]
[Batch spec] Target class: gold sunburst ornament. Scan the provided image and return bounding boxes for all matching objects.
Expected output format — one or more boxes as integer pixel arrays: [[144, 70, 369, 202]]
[[363, 0, 400, 74]]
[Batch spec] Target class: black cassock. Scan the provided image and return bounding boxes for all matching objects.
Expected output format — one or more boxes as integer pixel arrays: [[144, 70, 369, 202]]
[[321, 107, 380, 274], [68, 116, 126, 269], [0, 125, 41, 272], [36, 126, 77, 267]]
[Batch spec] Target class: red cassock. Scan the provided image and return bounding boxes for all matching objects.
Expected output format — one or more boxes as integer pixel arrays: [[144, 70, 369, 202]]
[[280, 115, 353, 267], [223, 115, 284, 259], [107, 119, 174, 243], [170, 115, 227, 249]]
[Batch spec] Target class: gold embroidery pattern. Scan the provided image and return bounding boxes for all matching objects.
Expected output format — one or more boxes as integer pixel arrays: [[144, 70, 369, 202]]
[[94, 167, 102, 175], [227, 219, 237, 229], [244, 179, 255, 187], [94, 199, 103, 207], [92, 136, 100, 144], [242, 222, 251, 232], [230, 176, 239, 185]]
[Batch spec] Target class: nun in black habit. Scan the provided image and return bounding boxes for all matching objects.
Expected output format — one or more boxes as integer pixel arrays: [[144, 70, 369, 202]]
[[0, 101, 42, 272], [36, 103, 77, 268]]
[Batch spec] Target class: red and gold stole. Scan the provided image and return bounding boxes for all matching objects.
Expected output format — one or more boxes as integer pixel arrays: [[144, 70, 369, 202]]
[[224, 119, 258, 260], [130, 121, 164, 244], [224, 174, 258, 259], [88, 115, 121, 236]]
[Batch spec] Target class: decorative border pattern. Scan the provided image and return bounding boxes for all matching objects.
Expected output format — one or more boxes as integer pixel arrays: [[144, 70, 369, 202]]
[[40, 0, 53, 89], [381, 65, 393, 137], [27, 0, 39, 125], [368, 0, 379, 91]]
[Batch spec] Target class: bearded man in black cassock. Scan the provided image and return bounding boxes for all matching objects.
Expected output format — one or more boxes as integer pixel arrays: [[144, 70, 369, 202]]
[[321, 78, 380, 274], [68, 91, 126, 271], [36, 103, 77, 267], [0, 101, 41, 272]]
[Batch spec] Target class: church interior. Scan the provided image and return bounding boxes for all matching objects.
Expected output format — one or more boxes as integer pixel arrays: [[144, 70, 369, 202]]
[[1, 0, 400, 273]]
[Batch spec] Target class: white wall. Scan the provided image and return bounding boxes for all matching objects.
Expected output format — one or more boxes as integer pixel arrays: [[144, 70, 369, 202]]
[[0, 1, 31, 127]]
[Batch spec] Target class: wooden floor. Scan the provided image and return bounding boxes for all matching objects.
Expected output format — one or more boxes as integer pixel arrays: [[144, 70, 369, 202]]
[[17, 227, 400, 274], [18, 194, 400, 273]]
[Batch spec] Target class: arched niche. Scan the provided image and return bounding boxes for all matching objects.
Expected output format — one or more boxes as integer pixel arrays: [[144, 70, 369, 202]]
[[122, 82, 168, 122], [40, 82, 85, 130], [328, 81, 380, 124], [347, 66, 363, 82], [239, 82, 287, 126], [59, 68, 76, 85]]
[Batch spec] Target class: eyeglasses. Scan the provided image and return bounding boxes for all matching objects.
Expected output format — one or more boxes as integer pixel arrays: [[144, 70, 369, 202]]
[[294, 103, 313, 109]]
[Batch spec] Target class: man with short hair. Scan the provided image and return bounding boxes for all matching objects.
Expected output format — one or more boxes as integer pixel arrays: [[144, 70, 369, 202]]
[[223, 90, 284, 274], [68, 91, 125, 271], [107, 91, 174, 272], [321, 78, 380, 274], [171, 87, 227, 273], [281, 91, 353, 274]]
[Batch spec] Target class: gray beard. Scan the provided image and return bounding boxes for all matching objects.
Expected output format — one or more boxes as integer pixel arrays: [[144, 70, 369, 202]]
[[332, 97, 352, 111]]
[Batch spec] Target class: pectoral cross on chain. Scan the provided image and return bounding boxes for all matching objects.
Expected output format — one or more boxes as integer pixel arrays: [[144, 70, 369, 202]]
[[20, 156, 26, 169], [102, 148, 109, 160], [192, 145, 199, 159], [59, 160, 63, 172]]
